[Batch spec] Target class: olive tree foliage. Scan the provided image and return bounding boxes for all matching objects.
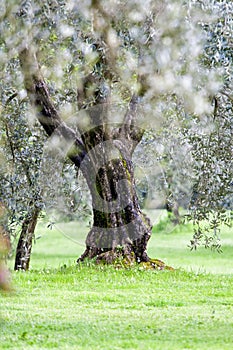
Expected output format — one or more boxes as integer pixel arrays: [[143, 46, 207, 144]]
[[186, 0, 233, 249], [134, 0, 233, 249], [0, 0, 231, 261], [0, 74, 43, 232]]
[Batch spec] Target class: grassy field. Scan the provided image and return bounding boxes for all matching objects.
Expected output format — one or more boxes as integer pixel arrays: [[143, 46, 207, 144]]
[[1, 213, 233, 349]]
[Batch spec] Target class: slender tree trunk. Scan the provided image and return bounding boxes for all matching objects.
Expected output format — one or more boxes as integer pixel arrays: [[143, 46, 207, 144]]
[[14, 207, 40, 271]]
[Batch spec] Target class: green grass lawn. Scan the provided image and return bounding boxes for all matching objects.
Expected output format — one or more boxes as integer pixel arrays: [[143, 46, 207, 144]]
[[1, 213, 233, 349]]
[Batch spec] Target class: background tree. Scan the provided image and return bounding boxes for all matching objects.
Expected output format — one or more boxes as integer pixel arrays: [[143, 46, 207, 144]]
[[0, 74, 44, 270], [133, 99, 193, 224], [133, 0, 233, 246], [186, 0, 233, 249]]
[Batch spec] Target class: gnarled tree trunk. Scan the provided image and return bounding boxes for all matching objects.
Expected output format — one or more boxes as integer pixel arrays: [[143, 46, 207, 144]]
[[78, 147, 152, 263], [14, 207, 40, 271]]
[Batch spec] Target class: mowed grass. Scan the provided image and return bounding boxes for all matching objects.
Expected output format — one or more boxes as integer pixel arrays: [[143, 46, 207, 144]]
[[1, 213, 233, 350]]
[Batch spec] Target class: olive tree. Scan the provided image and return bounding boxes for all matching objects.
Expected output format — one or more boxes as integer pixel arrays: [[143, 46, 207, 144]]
[[0, 72, 44, 270], [0, 0, 231, 266], [186, 0, 233, 249]]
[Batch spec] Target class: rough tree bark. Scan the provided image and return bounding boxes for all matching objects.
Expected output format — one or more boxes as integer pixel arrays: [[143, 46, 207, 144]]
[[14, 207, 40, 271], [19, 47, 160, 266], [78, 133, 152, 263]]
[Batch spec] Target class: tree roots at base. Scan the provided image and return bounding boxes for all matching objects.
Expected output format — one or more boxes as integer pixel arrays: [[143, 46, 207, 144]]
[[77, 248, 174, 271]]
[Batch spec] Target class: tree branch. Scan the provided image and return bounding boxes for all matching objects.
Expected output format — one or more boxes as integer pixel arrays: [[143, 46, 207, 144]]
[[121, 94, 139, 135], [19, 47, 86, 168], [118, 94, 145, 153], [220, 90, 233, 103]]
